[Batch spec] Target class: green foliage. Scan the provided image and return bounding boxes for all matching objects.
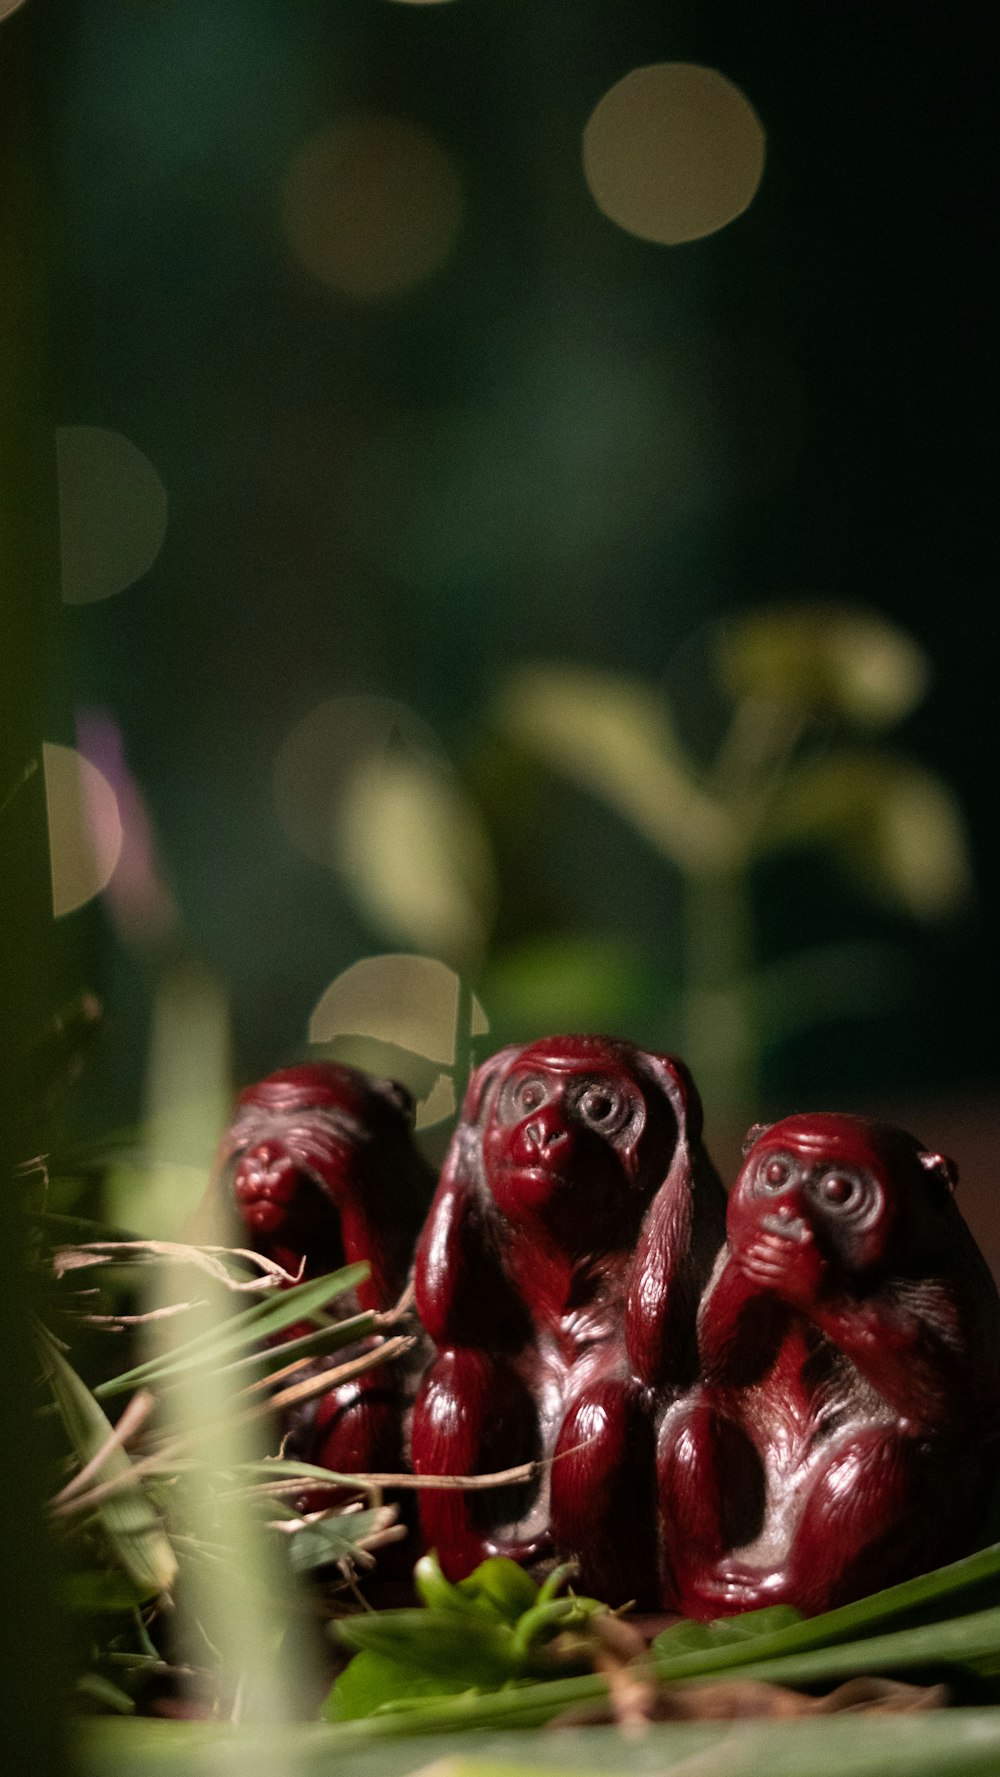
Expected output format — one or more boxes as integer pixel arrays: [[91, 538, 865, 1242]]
[[324, 1555, 606, 1723], [71, 1713, 1000, 1777], [92, 1260, 373, 1401], [487, 604, 970, 1120], [320, 1539, 1000, 1744], [718, 604, 930, 729], [40, 1328, 177, 1597]]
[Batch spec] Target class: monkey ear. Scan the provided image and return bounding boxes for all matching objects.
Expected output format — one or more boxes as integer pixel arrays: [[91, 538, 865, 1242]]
[[642, 1051, 703, 1143], [371, 1076, 416, 1125], [460, 1045, 523, 1124], [919, 1150, 959, 1195], [742, 1121, 772, 1157]]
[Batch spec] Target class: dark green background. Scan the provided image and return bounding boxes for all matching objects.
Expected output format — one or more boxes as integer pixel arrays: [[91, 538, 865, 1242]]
[[32, 0, 1000, 1132]]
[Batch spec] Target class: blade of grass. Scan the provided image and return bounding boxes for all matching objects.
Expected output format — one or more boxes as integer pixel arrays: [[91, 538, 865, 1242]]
[[217, 1311, 377, 1380], [93, 1262, 371, 1399], [51, 1386, 155, 1505], [652, 1539, 1000, 1682], [76, 1711, 1000, 1777], [39, 1329, 176, 1594], [723, 1602, 1000, 1688]]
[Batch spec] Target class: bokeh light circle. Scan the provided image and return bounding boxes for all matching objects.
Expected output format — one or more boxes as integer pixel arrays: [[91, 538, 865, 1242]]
[[57, 426, 168, 605], [43, 742, 123, 917], [309, 953, 488, 1129], [583, 63, 765, 246], [281, 112, 463, 300], [273, 696, 443, 869]]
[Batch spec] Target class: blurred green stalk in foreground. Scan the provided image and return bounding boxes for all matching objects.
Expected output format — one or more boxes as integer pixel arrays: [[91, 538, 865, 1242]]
[[0, 3, 71, 1770]]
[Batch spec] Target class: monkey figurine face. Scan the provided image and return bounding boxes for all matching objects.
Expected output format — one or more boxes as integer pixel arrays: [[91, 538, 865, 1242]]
[[216, 1061, 432, 1310], [474, 1034, 686, 1253], [729, 1113, 958, 1285]]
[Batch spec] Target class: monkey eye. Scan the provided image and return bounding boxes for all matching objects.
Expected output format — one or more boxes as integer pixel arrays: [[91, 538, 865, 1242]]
[[513, 1076, 548, 1115], [810, 1169, 876, 1218], [757, 1154, 792, 1191], [577, 1080, 631, 1133]]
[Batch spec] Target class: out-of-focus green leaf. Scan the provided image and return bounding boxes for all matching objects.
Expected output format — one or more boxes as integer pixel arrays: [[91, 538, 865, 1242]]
[[75, 1711, 1000, 1775], [764, 752, 972, 917], [481, 935, 648, 1039], [94, 1261, 372, 1400], [336, 748, 496, 965], [497, 664, 731, 872], [718, 604, 929, 729], [63, 1570, 160, 1613], [74, 1673, 137, 1715], [40, 1333, 176, 1595]]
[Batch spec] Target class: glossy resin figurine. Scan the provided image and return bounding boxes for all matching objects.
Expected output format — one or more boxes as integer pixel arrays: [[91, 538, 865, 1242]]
[[657, 1113, 1000, 1618], [410, 1034, 726, 1604], [215, 1061, 433, 1476]]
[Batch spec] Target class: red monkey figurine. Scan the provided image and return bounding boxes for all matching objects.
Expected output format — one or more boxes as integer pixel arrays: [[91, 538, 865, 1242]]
[[410, 1034, 725, 1604], [657, 1113, 1000, 1618], [215, 1062, 433, 1478]]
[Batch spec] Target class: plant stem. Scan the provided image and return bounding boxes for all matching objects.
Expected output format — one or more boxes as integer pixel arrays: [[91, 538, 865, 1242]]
[[682, 865, 757, 1130], [0, 5, 70, 1768]]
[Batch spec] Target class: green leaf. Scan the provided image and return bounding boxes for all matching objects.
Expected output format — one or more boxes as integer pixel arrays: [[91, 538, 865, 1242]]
[[457, 1558, 541, 1624], [40, 1332, 176, 1595], [497, 664, 731, 872], [334, 1609, 517, 1680], [652, 1603, 803, 1661], [74, 1672, 137, 1715], [63, 1570, 161, 1613], [73, 1710, 1000, 1774], [414, 1550, 477, 1613], [325, 1651, 482, 1723], [237, 1457, 373, 1489], [765, 752, 971, 917], [94, 1262, 372, 1399], [731, 1602, 1000, 1687], [220, 1310, 378, 1379], [412, 1553, 541, 1625], [718, 603, 929, 729], [336, 747, 496, 966], [287, 1508, 395, 1574]]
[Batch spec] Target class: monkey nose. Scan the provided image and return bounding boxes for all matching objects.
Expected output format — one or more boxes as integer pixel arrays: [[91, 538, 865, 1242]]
[[524, 1116, 568, 1153], [235, 1144, 299, 1203], [253, 1140, 283, 1169]]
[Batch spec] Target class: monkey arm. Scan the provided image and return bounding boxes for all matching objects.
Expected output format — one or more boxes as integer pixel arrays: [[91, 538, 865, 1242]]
[[414, 1169, 530, 1351], [809, 1280, 971, 1430], [696, 1248, 793, 1387]]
